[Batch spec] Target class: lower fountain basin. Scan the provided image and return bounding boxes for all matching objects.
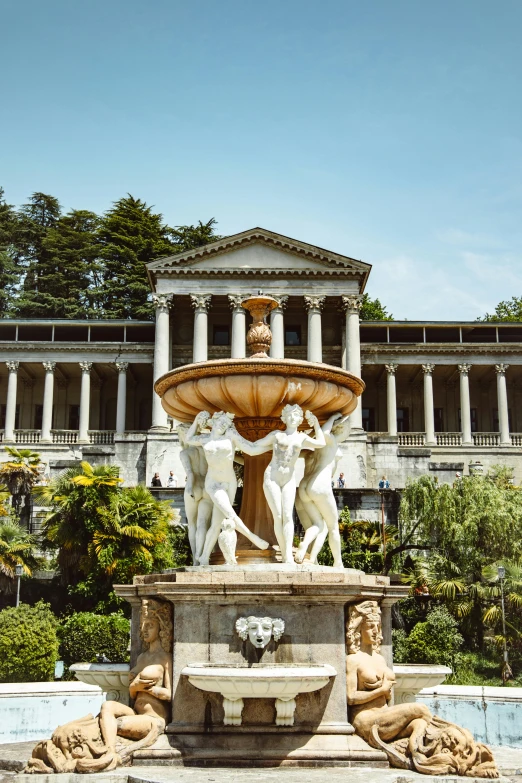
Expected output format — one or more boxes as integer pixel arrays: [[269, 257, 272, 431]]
[[393, 664, 452, 704], [70, 663, 130, 705], [182, 663, 337, 727]]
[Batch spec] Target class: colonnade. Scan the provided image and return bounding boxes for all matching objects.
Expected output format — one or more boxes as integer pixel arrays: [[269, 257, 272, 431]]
[[2, 360, 130, 442], [151, 292, 364, 430], [383, 362, 512, 444]]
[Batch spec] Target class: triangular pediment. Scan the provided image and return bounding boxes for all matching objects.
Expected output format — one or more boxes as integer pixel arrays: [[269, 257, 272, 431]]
[[147, 227, 371, 286]]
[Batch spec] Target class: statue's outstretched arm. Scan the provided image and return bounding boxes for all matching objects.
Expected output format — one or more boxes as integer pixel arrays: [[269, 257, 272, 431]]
[[233, 430, 275, 457], [301, 411, 326, 449]]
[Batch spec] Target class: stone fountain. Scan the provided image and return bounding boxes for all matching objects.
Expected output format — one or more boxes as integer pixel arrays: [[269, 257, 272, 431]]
[[24, 295, 498, 777]]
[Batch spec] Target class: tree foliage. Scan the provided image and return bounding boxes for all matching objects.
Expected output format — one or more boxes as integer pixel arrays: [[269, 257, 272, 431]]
[[0, 447, 42, 531], [359, 293, 393, 321], [393, 606, 463, 670], [0, 186, 220, 319], [483, 296, 522, 322], [59, 612, 130, 675], [0, 601, 58, 682], [36, 461, 181, 612]]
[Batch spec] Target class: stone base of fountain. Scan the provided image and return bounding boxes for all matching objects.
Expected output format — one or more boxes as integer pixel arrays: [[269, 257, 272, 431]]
[[115, 566, 406, 767]]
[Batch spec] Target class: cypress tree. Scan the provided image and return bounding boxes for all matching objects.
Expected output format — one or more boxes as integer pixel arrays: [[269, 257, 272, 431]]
[[0, 188, 20, 317], [98, 195, 174, 320], [38, 210, 102, 318], [14, 192, 62, 317]]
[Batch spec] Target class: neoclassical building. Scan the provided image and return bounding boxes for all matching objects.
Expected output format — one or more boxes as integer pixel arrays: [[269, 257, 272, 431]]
[[1, 227, 521, 492]]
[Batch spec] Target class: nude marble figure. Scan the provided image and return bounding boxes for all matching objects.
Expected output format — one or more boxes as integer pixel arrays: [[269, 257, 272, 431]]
[[295, 412, 350, 567], [177, 423, 212, 564], [346, 601, 498, 778], [185, 410, 270, 565]]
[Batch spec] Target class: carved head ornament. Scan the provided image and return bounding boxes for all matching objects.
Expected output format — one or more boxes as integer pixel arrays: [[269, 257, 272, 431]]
[[236, 616, 285, 649]]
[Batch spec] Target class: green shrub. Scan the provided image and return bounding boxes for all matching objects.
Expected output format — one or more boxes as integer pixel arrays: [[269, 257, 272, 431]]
[[391, 628, 410, 663], [398, 606, 463, 670], [59, 612, 130, 674], [0, 601, 58, 682]]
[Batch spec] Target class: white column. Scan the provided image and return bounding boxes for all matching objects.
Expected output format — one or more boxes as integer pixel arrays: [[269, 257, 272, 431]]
[[270, 296, 288, 360], [495, 364, 510, 444], [422, 364, 436, 445], [4, 361, 19, 441], [385, 364, 398, 437], [190, 294, 212, 363], [151, 293, 172, 430], [115, 362, 128, 434], [342, 295, 363, 430], [78, 362, 92, 443], [304, 295, 325, 363], [41, 362, 56, 443], [458, 364, 472, 445], [228, 295, 246, 359]]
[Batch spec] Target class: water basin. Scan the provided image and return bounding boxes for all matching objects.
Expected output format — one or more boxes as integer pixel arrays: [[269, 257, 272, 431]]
[[182, 663, 336, 726]]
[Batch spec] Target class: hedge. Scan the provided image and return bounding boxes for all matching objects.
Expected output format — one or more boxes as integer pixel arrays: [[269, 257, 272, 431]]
[[59, 612, 130, 674], [0, 601, 59, 682]]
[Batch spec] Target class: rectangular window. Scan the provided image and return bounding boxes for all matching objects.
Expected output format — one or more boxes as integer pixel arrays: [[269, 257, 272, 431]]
[[434, 408, 444, 433], [362, 407, 375, 432], [0, 404, 20, 429], [458, 408, 478, 432], [396, 407, 410, 433], [68, 405, 80, 430], [212, 325, 230, 346], [284, 325, 301, 346], [493, 408, 512, 432], [34, 404, 43, 430]]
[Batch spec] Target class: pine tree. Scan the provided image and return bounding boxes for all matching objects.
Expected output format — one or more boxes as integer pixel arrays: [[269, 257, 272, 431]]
[[13, 192, 62, 317], [97, 196, 174, 320], [0, 188, 20, 317], [38, 210, 102, 318], [169, 218, 220, 252]]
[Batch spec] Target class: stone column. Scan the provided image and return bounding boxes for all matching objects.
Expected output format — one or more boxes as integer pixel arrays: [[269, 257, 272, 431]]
[[495, 364, 510, 444], [78, 362, 92, 443], [342, 295, 363, 430], [190, 294, 212, 363], [115, 362, 128, 434], [422, 364, 436, 445], [385, 364, 398, 437], [151, 293, 172, 430], [228, 295, 246, 359], [304, 295, 325, 363], [40, 362, 56, 443], [269, 296, 288, 360], [458, 364, 472, 445], [4, 361, 19, 441]]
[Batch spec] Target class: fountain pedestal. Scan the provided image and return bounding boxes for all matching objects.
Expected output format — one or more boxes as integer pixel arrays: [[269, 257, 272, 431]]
[[115, 566, 406, 767]]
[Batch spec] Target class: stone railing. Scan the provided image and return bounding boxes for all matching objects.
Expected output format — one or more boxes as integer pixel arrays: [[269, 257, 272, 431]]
[[51, 430, 78, 444], [398, 433, 426, 446], [15, 430, 41, 444], [511, 433, 522, 446], [435, 432, 462, 446], [0, 430, 116, 446], [472, 432, 500, 447], [88, 430, 115, 445]]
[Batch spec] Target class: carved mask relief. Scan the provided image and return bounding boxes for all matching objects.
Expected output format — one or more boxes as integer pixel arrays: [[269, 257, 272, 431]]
[[236, 616, 285, 649]]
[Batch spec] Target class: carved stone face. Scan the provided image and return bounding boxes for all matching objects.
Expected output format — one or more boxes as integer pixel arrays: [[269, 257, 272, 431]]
[[236, 616, 285, 648], [212, 414, 232, 436], [281, 405, 303, 428], [361, 619, 381, 650], [141, 616, 160, 645]]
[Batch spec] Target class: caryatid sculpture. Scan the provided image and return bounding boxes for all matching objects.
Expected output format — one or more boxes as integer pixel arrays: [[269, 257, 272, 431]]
[[346, 601, 498, 778], [295, 412, 350, 567], [185, 410, 270, 565], [177, 423, 212, 565], [25, 599, 173, 774], [251, 404, 326, 564]]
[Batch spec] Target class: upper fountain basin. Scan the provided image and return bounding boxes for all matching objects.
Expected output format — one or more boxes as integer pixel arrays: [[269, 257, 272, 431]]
[[155, 358, 364, 423]]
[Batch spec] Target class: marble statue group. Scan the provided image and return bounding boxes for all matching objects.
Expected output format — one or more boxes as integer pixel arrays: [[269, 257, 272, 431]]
[[178, 404, 351, 567]]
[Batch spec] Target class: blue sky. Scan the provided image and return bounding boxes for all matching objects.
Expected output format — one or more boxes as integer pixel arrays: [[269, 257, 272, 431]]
[[2, 0, 521, 320]]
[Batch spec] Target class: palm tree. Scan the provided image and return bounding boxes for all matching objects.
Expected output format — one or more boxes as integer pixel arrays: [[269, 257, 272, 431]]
[[0, 518, 36, 593], [0, 447, 42, 531], [93, 484, 174, 581], [36, 461, 123, 585]]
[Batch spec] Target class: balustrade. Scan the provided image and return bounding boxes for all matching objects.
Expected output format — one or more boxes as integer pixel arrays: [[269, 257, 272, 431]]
[[472, 432, 500, 447], [398, 433, 426, 446], [435, 433, 462, 446]]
